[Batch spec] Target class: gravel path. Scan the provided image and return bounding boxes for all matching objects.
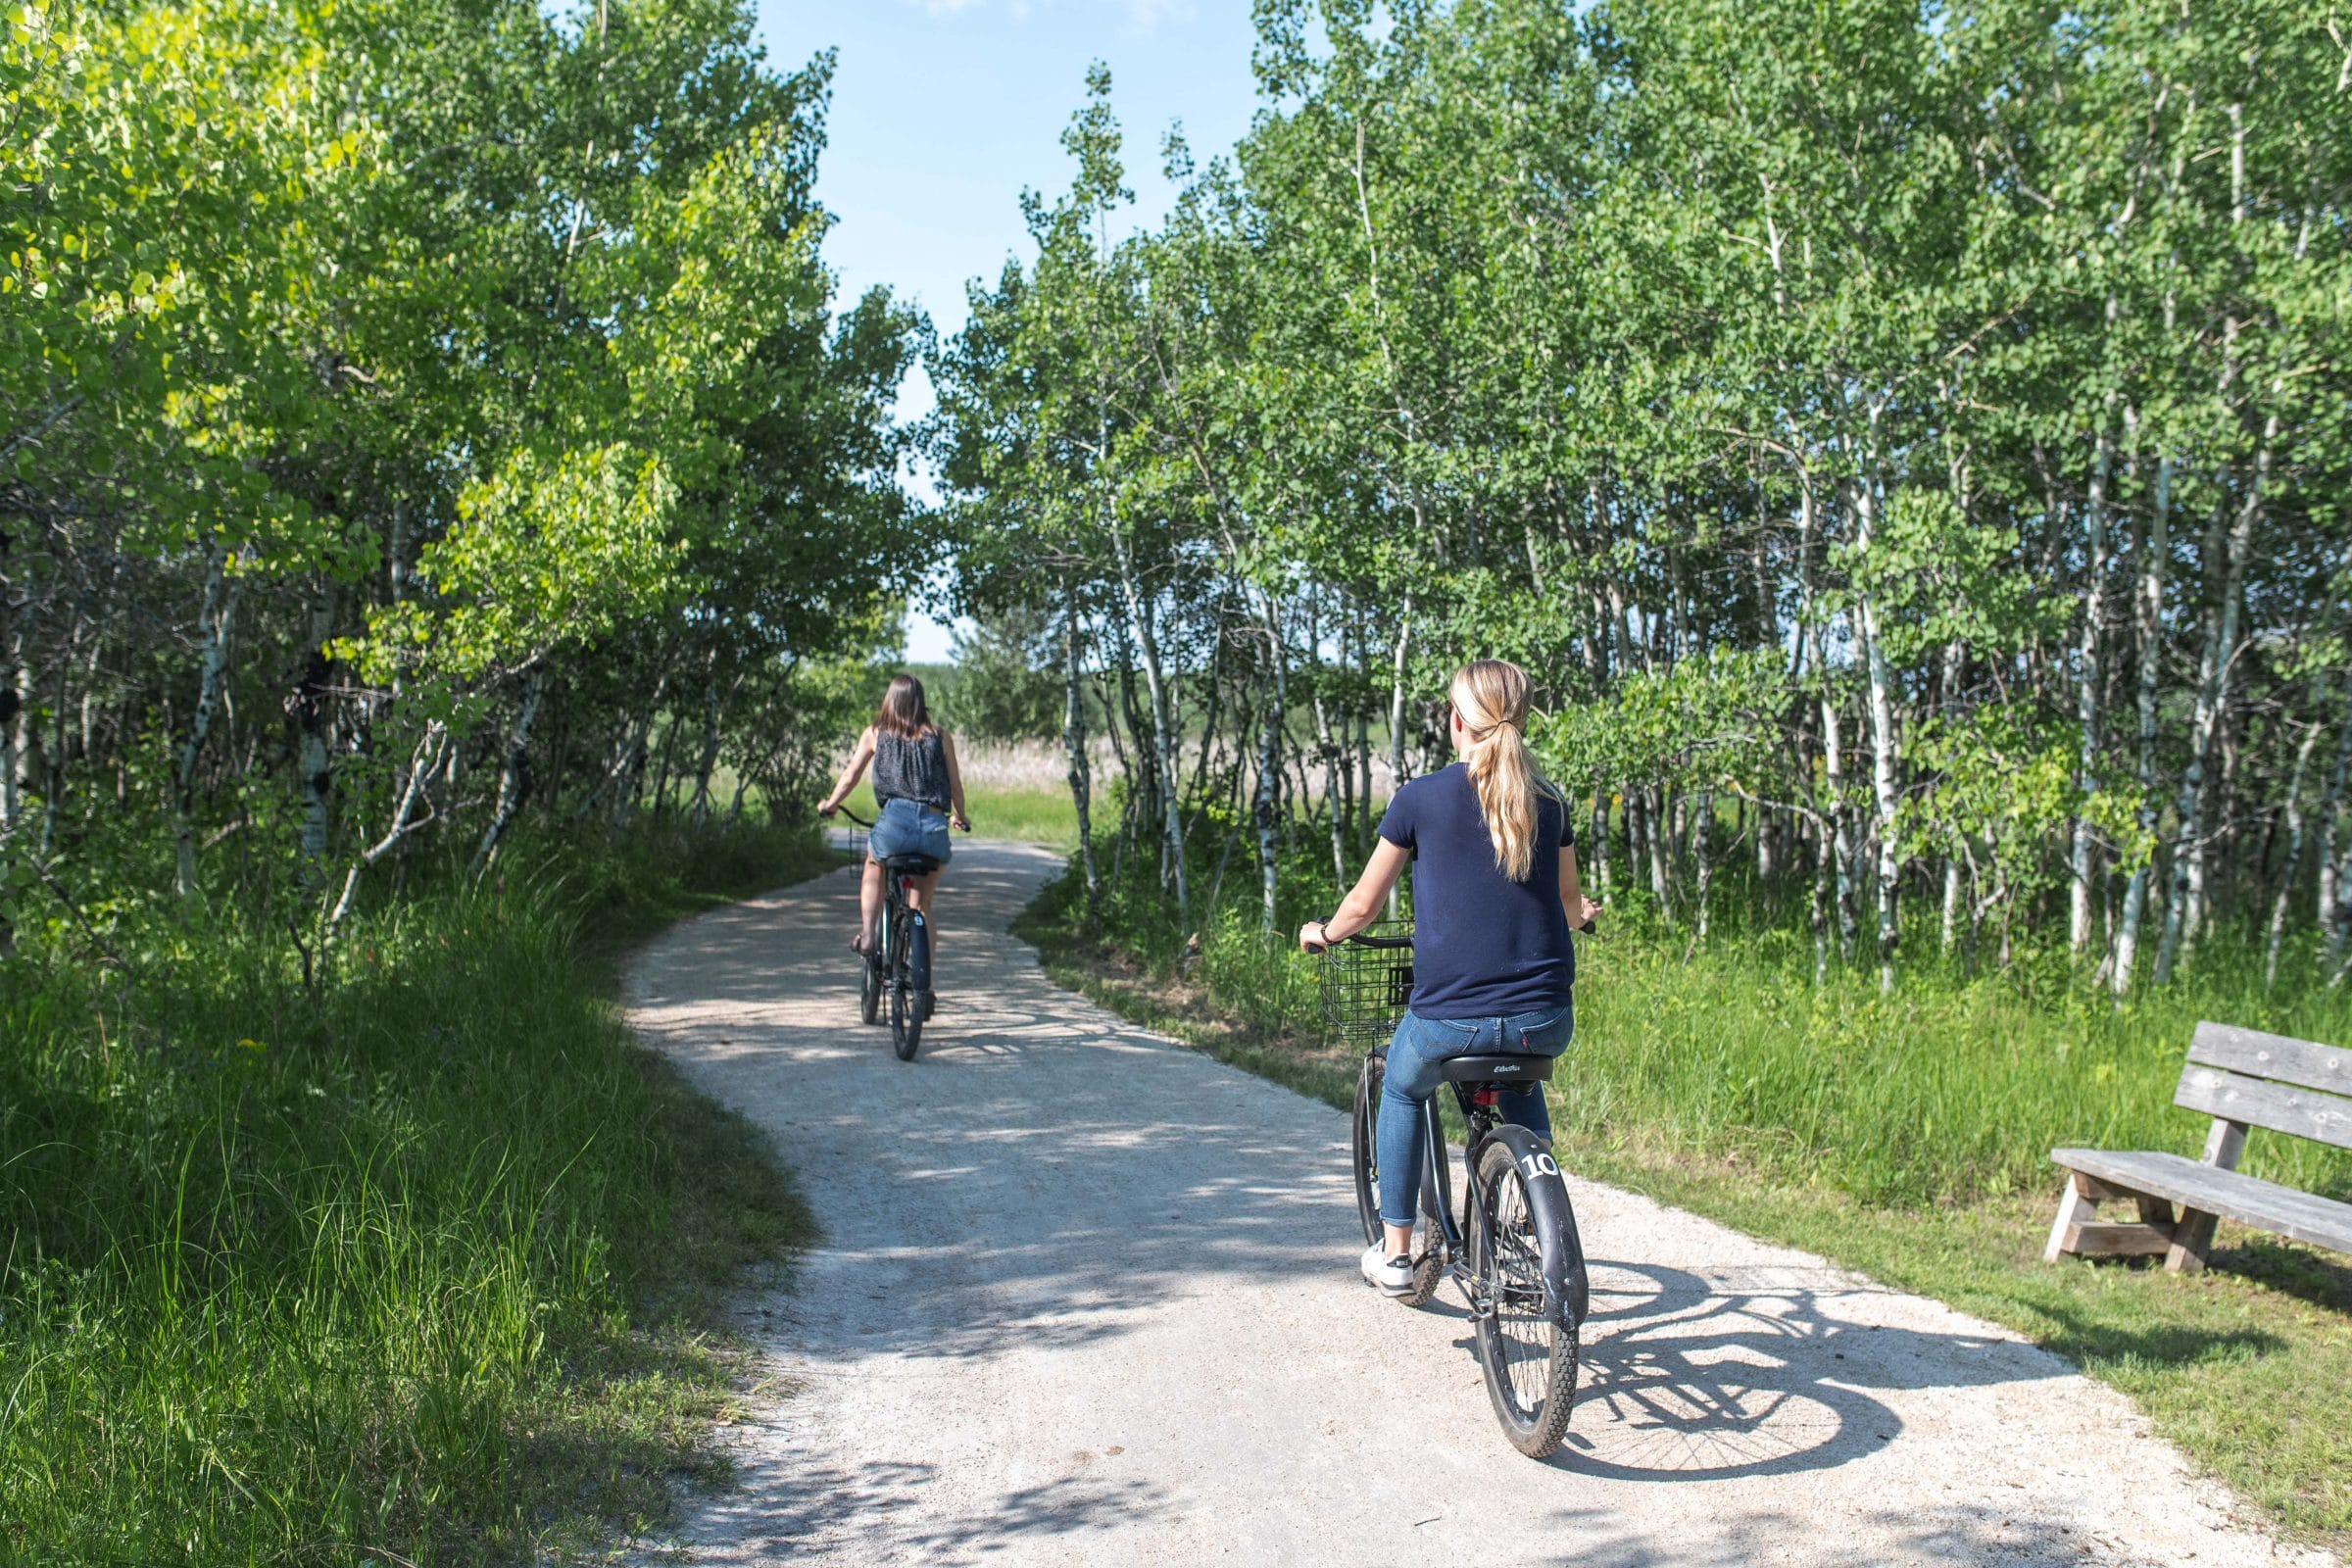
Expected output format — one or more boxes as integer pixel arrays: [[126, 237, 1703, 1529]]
[[623, 840, 2329, 1568]]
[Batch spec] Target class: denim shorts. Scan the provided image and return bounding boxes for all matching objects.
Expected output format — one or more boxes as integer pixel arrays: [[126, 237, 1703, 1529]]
[[869, 797, 952, 865]]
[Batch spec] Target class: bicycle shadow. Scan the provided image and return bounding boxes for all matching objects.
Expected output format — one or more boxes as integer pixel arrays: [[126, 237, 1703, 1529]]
[[1473, 1256, 2065, 1482]]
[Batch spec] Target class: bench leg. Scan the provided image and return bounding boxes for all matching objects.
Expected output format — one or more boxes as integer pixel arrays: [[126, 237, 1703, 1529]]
[[2044, 1172, 2098, 1262], [2165, 1209, 2217, 1274]]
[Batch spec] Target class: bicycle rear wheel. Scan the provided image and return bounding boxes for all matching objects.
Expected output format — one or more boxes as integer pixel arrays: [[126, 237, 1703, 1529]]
[[888, 906, 925, 1061], [1349, 1052, 1439, 1304], [1468, 1138, 1579, 1457]]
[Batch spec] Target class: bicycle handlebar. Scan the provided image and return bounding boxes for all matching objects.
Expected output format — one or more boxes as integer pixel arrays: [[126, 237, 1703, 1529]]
[[1307, 920, 1592, 956], [831, 808, 874, 828]]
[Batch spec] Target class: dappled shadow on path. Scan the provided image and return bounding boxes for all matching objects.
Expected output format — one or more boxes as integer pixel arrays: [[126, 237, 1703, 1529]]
[[1535, 1498, 2131, 1567], [669, 1455, 1173, 1566]]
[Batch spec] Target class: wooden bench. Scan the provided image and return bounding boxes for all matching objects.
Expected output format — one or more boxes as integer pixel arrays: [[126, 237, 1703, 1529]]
[[2045, 1022, 2352, 1274]]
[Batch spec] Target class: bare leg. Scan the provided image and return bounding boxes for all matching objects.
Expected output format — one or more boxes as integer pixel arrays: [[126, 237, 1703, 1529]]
[[858, 858, 883, 950], [1385, 1222, 1414, 1258]]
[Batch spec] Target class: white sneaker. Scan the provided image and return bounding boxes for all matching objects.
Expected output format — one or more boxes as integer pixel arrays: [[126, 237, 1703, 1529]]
[[1360, 1243, 1417, 1297]]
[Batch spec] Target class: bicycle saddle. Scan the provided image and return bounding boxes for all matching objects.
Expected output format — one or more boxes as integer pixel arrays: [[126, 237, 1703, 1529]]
[[1438, 1054, 1554, 1084], [883, 854, 941, 876]]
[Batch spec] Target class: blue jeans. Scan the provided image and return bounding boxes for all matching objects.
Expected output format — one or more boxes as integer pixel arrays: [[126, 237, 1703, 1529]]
[[869, 797, 952, 864], [1377, 1004, 1573, 1230]]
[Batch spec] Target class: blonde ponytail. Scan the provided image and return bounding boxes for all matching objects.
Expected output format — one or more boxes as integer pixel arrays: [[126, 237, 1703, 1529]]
[[1450, 660, 1558, 882]]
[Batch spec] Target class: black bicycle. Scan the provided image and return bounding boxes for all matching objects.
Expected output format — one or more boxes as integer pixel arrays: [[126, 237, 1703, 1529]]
[[837, 808, 937, 1061], [1319, 923, 1590, 1457]]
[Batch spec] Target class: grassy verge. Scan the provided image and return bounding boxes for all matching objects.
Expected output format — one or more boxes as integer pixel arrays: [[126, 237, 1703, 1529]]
[[0, 819, 839, 1566], [1015, 852, 2352, 1552]]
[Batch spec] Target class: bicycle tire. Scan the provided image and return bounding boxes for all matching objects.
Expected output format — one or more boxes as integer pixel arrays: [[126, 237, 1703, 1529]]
[[1468, 1138, 1579, 1457], [889, 907, 924, 1061], [859, 950, 882, 1025], [890, 978, 922, 1060], [1349, 1053, 1439, 1305]]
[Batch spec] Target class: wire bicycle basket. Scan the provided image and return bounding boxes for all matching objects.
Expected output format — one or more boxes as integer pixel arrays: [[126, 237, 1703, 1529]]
[[1317, 921, 1414, 1050], [834, 808, 870, 864]]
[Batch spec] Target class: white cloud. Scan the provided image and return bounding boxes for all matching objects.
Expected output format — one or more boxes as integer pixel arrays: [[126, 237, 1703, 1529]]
[[906, 0, 984, 14]]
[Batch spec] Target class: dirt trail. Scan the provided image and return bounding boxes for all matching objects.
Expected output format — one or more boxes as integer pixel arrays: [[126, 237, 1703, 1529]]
[[623, 839, 2329, 1567]]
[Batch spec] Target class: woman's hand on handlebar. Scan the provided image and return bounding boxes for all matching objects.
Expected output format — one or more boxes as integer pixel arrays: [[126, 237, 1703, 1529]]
[[1297, 919, 1332, 956], [952, 811, 971, 832], [1574, 895, 1601, 935], [816, 799, 839, 819]]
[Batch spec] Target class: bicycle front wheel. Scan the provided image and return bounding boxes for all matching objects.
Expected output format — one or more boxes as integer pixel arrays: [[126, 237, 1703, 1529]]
[[1350, 1053, 1386, 1247], [1468, 1138, 1579, 1457]]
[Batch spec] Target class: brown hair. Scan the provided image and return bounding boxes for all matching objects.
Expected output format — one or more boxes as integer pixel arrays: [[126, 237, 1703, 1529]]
[[1449, 659, 1562, 882], [876, 673, 937, 740]]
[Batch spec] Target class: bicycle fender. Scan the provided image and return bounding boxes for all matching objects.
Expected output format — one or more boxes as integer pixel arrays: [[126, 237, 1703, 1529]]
[[1483, 1124, 1589, 1328]]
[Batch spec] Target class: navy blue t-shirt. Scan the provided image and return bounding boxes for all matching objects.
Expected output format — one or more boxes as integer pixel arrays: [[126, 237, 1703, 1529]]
[[1378, 764, 1576, 1019]]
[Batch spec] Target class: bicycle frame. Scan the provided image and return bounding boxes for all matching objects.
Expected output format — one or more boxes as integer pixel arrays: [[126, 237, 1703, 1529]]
[[838, 809, 930, 994], [1412, 1080, 1509, 1297], [1397, 1058, 1589, 1330]]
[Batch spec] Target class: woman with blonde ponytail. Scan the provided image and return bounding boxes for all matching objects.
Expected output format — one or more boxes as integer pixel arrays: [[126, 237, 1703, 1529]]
[[1298, 659, 1599, 1297]]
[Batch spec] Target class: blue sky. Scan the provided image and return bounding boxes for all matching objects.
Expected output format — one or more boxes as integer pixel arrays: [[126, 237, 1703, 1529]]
[[750, 0, 1264, 660]]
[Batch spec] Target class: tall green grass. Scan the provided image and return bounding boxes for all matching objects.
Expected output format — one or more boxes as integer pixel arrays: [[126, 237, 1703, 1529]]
[[0, 820, 833, 1565], [1042, 835, 2352, 1207]]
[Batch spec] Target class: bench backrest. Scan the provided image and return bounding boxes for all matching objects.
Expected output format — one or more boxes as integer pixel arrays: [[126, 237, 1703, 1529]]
[[2176, 1022, 2352, 1153]]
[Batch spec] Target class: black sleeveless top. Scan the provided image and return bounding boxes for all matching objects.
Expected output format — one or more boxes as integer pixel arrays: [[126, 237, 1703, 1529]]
[[873, 729, 950, 810]]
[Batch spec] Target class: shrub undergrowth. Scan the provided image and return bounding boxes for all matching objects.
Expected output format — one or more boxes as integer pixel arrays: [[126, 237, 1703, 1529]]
[[0, 819, 834, 1565]]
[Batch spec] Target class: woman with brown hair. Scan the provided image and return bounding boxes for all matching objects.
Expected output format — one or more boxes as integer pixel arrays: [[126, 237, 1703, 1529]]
[[1298, 659, 1598, 1295], [818, 673, 971, 963]]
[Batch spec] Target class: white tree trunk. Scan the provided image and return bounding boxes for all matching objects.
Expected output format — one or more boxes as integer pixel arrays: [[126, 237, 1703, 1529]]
[[2157, 435, 2269, 981], [475, 673, 546, 868], [1850, 472, 1903, 993], [2070, 417, 2116, 953], [2265, 703, 2324, 992], [1060, 583, 1101, 915], [173, 541, 237, 900], [1384, 597, 1412, 918], [1109, 521, 1188, 923], [2112, 451, 2171, 995]]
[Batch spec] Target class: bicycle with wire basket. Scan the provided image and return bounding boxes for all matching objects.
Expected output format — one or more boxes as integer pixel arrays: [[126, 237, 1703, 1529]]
[[1319, 922, 1590, 1457], [837, 808, 935, 1061]]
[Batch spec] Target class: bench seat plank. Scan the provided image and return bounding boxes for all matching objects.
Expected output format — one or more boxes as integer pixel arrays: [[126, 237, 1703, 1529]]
[[2049, 1149, 2352, 1257]]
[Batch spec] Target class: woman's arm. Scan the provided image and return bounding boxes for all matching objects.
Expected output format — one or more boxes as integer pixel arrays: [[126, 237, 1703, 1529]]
[[817, 727, 876, 814], [1560, 845, 1600, 931], [1297, 839, 1411, 952], [942, 732, 970, 830]]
